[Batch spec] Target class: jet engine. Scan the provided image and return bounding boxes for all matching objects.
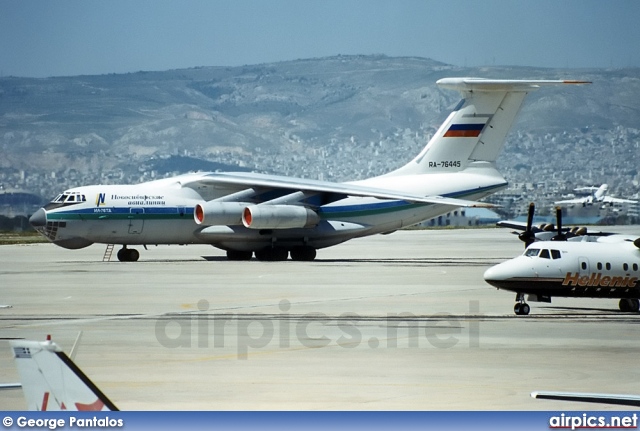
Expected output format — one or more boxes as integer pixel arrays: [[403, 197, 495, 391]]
[[194, 202, 245, 226], [242, 205, 320, 229]]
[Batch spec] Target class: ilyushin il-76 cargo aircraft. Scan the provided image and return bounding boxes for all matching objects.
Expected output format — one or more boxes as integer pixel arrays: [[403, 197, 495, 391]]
[[29, 78, 588, 262]]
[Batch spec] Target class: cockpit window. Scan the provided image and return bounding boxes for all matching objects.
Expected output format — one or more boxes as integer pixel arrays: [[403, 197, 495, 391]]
[[551, 249, 561, 259], [539, 249, 551, 259], [525, 248, 540, 257], [45, 191, 87, 210]]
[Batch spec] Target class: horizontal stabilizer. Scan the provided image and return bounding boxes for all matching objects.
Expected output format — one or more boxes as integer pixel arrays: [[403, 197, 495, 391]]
[[437, 77, 591, 91]]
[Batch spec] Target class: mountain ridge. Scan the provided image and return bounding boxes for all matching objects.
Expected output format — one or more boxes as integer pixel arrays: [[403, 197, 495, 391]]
[[1, 55, 638, 210]]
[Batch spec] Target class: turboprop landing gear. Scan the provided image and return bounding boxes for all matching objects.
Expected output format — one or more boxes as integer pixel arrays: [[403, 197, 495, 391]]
[[619, 298, 640, 313], [116, 246, 139, 262], [514, 293, 530, 316]]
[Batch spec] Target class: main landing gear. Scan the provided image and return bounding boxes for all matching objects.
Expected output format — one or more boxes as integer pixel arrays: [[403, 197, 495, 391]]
[[225, 246, 317, 262], [116, 246, 139, 262], [514, 293, 530, 316], [619, 298, 640, 313]]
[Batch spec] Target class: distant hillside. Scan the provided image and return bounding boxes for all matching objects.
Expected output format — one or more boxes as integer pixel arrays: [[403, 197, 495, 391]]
[[1, 55, 639, 205]]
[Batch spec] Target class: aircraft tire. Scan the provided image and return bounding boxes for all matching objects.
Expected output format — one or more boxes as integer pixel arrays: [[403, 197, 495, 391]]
[[117, 249, 126, 262], [271, 247, 288, 261], [620, 299, 631, 312], [254, 249, 270, 261], [514, 303, 522, 315], [127, 249, 140, 262], [520, 303, 530, 315], [255, 248, 288, 262], [290, 246, 316, 261], [620, 299, 639, 313], [227, 250, 252, 261]]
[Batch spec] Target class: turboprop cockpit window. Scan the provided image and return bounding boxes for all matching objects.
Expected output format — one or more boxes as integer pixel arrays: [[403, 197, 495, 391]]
[[525, 248, 540, 257], [539, 249, 551, 259], [550, 249, 561, 259]]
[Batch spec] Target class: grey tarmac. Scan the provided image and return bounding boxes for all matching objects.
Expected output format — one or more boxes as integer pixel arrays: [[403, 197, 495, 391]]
[[1, 227, 639, 410]]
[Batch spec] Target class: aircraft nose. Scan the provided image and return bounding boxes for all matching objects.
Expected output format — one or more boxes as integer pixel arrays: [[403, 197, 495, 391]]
[[29, 208, 47, 227], [483, 261, 513, 288], [483, 265, 502, 282]]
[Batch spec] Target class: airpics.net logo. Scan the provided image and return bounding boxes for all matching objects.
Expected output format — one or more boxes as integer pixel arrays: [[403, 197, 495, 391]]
[[154, 299, 481, 359]]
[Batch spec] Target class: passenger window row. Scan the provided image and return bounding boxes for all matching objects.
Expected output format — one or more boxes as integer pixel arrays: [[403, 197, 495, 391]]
[[597, 262, 640, 272]]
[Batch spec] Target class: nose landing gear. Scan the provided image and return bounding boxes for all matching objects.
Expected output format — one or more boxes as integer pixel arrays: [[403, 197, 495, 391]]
[[514, 293, 530, 316], [116, 246, 139, 262], [619, 298, 640, 313]]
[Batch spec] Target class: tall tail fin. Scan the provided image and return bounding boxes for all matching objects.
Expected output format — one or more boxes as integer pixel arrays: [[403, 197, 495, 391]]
[[10, 338, 118, 411], [387, 78, 590, 176], [595, 184, 608, 200]]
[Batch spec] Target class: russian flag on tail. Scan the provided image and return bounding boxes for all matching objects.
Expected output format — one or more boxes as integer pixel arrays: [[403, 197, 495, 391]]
[[443, 123, 485, 138]]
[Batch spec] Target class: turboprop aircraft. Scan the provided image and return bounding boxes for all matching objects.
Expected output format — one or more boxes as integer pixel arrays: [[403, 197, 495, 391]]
[[484, 204, 640, 315], [9, 336, 118, 411], [555, 184, 638, 208], [29, 77, 589, 262]]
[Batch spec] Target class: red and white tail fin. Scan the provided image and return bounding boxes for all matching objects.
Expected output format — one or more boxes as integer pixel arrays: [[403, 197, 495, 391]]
[[10, 338, 118, 411]]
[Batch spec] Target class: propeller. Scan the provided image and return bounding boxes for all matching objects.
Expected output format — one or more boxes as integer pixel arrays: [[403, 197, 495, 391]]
[[551, 206, 567, 241], [518, 202, 537, 248]]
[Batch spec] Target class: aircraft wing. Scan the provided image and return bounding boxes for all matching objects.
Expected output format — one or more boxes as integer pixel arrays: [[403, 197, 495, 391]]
[[497, 220, 614, 237], [182, 172, 496, 208], [602, 196, 638, 204], [0, 383, 21, 389], [496, 221, 545, 232], [554, 198, 585, 205], [532, 391, 640, 408]]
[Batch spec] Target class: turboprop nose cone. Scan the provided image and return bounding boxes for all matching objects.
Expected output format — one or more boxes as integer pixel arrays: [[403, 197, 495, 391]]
[[483, 263, 511, 289], [483, 265, 501, 282], [29, 208, 46, 227]]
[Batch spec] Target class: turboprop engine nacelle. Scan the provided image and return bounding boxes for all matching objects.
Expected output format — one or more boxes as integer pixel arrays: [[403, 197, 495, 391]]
[[242, 205, 320, 229], [194, 201, 245, 226]]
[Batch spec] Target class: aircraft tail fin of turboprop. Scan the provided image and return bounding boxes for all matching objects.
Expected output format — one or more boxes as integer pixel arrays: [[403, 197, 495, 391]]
[[386, 78, 590, 177], [10, 337, 118, 411]]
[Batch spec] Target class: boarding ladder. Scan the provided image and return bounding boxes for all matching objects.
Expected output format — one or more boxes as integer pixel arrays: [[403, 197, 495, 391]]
[[103, 244, 115, 262]]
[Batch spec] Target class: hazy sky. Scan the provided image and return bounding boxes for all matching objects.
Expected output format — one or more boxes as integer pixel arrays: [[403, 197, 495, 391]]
[[1, 0, 639, 78]]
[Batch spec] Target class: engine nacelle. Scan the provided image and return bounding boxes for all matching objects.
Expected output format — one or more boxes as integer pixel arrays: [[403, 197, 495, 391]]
[[194, 202, 245, 226], [242, 205, 320, 229]]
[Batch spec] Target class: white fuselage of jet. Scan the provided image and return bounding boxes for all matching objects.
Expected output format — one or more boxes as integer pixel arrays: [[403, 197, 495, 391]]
[[29, 77, 589, 261]]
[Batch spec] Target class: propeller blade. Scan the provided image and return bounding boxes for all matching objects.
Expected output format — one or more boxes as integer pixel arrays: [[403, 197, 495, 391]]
[[526, 202, 535, 232], [518, 202, 536, 248], [551, 206, 567, 241]]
